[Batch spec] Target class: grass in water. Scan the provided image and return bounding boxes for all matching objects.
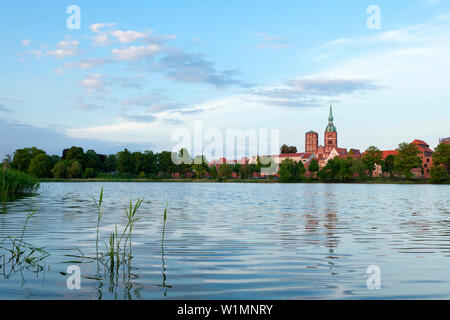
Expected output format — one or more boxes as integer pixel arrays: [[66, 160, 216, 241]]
[[67, 189, 172, 299], [0, 168, 40, 201], [0, 205, 49, 279], [68, 188, 143, 286], [159, 204, 171, 297]]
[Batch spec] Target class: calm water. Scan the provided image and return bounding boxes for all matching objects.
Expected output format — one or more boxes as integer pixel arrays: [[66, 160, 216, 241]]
[[0, 182, 449, 299]]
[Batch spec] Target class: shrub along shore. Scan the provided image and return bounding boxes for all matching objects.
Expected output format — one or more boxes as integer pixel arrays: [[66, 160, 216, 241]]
[[1, 168, 40, 200]]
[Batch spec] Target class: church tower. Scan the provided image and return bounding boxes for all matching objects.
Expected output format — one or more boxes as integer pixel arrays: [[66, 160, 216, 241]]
[[305, 131, 318, 153], [324, 104, 337, 153]]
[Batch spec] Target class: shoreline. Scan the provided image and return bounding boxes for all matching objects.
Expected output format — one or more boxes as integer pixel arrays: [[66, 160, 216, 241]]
[[38, 178, 450, 185]]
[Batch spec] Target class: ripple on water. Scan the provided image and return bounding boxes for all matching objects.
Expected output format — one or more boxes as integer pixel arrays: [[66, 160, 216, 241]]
[[0, 182, 449, 299]]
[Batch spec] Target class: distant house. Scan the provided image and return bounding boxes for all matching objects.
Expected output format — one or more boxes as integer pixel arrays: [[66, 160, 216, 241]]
[[373, 150, 399, 177], [373, 139, 434, 178], [411, 139, 433, 178]]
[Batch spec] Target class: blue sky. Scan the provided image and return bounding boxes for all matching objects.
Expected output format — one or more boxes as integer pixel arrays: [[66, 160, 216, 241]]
[[1, 0, 449, 158]]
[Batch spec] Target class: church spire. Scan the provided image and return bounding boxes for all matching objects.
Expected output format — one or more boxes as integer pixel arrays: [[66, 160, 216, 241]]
[[328, 104, 334, 122], [325, 104, 337, 133]]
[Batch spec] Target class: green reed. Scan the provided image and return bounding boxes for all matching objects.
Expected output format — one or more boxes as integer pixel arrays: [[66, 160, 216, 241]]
[[0, 206, 49, 278], [69, 188, 143, 274], [0, 168, 39, 201]]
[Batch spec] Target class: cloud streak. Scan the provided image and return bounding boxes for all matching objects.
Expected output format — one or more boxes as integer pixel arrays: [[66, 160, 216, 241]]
[[250, 78, 380, 108]]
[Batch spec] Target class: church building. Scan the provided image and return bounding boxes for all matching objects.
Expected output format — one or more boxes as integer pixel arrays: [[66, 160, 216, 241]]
[[306, 104, 345, 167]]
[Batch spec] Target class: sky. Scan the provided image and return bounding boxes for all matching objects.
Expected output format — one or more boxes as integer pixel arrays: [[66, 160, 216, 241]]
[[1, 0, 449, 159]]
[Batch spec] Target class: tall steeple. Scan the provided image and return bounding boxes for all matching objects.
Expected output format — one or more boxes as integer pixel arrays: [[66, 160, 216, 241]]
[[325, 104, 337, 133], [324, 104, 338, 152]]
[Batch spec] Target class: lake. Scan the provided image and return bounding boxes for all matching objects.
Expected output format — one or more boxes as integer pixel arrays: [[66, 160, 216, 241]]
[[0, 182, 449, 299]]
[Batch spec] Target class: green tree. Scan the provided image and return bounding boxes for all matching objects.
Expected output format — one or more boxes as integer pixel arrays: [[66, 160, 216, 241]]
[[12, 147, 45, 173], [51, 160, 68, 179], [67, 161, 82, 179], [338, 158, 353, 181], [118, 149, 134, 174], [382, 154, 395, 178], [217, 164, 232, 179], [433, 143, 450, 173], [83, 150, 101, 171], [308, 158, 319, 178], [158, 151, 175, 177], [318, 157, 342, 181], [174, 149, 193, 177], [192, 155, 209, 178], [280, 144, 298, 154], [232, 163, 242, 178], [208, 165, 218, 178], [247, 163, 259, 178], [295, 160, 306, 180], [82, 167, 96, 179], [143, 151, 158, 175], [394, 143, 422, 179], [279, 158, 297, 182], [350, 158, 367, 179], [28, 153, 52, 178], [362, 146, 383, 177], [65, 147, 85, 162], [132, 152, 146, 175], [430, 165, 449, 183], [103, 154, 118, 173]]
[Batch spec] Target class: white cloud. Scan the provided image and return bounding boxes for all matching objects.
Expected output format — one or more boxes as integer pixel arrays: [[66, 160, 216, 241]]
[[112, 44, 162, 60], [48, 40, 81, 59], [21, 39, 31, 47], [80, 74, 105, 93], [90, 22, 116, 33], [91, 32, 112, 47], [110, 30, 149, 43]]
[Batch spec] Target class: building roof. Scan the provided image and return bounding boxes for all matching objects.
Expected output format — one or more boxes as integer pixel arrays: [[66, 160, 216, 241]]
[[381, 150, 398, 159], [279, 153, 304, 158], [411, 139, 429, 146], [302, 152, 316, 159], [335, 147, 348, 155], [411, 139, 433, 153]]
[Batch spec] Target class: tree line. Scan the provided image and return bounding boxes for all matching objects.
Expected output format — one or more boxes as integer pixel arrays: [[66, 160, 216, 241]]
[[1, 147, 268, 180], [2, 141, 449, 182]]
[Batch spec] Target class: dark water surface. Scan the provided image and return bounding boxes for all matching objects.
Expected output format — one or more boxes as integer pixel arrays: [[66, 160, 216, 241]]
[[0, 182, 449, 299]]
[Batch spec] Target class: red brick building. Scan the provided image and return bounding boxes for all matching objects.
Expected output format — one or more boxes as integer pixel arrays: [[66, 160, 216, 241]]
[[411, 139, 433, 178], [305, 131, 318, 153]]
